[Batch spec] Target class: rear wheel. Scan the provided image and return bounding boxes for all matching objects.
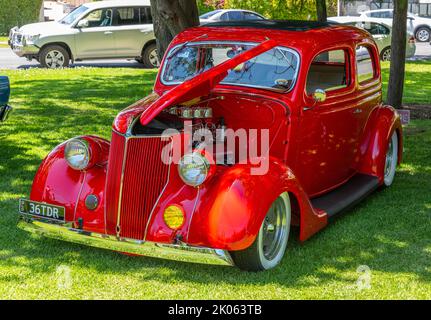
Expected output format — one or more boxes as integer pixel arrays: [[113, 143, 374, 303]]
[[39, 45, 70, 69], [141, 43, 160, 68], [383, 132, 398, 187], [230, 193, 291, 271], [415, 27, 430, 42]]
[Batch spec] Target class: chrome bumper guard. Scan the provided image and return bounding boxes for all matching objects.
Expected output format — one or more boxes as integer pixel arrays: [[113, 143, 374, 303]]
[[18, 217, 234, 267], [9, 27, 39, 57]]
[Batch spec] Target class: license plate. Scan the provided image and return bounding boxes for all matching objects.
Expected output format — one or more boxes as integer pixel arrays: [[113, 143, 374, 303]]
[[19, 199, 65, 222]]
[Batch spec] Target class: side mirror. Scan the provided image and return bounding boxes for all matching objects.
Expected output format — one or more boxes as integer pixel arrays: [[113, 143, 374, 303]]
[[0, 76, 12, 122], [312, 88, 326, 103], [77, 19, 89, 28]]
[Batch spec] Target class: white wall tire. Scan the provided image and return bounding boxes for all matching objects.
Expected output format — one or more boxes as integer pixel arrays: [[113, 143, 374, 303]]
[[383, 132, 398, 187], [230, 192, 291, 271]]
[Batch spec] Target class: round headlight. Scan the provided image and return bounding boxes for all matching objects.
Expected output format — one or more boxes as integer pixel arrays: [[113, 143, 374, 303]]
[[178, 152, 210, 187], [65, 139, 90, 170]]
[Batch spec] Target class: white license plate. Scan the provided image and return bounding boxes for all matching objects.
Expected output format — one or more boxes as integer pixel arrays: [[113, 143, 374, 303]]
[[19, 199, 65, 222]]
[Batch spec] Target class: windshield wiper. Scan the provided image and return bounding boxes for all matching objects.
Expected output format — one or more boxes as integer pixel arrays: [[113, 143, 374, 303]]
[[166, 34, 208, 60]]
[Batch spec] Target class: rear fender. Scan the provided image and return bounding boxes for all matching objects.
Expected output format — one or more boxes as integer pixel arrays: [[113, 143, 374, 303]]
[[358, 105, 403, 183], [30, 136, 109, 233], [186, 158, 327, 250]]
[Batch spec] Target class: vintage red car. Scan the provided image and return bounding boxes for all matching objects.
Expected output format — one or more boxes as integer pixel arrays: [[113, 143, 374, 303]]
[[19, 20, 402, 271]]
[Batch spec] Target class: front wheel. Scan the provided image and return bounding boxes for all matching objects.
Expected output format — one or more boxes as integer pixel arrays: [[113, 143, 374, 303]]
[[39, 45, 70, 69], [230, 193, 291, 271], [383, 131, 398, 187], [380, 47, 391, 61]]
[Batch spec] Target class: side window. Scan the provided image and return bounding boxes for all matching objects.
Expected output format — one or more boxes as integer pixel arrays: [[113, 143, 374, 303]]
[[84, 8, 113, 27], [220, 13, 229, 21], [244, 12, 263, 20], [356, 46, 376, 84], [228, 11, 243, 20], [114, 7, 140, 26], [140, 6, 153, 24], [306, 49, 349, 94]]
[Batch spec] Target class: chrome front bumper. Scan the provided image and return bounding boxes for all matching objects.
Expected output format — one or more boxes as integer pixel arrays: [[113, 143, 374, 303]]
[[18, 217, 234, 267], [9, 27, 40, 58]]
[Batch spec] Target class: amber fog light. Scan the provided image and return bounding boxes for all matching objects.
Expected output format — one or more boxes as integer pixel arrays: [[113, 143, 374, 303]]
[[163, 205, 185, 229]]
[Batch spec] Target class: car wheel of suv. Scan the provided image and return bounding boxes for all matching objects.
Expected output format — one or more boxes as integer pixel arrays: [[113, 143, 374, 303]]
[[230, 192, 291, 271], [141, 43, 160, 68], [383, 132, 398, 187], [415, 27, 431, 42], [380, 47, 391, 61], [40, 45, 70, 69]]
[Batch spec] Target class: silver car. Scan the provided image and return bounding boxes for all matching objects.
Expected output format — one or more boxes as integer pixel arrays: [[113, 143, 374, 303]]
[[9, 0, 158, 68]]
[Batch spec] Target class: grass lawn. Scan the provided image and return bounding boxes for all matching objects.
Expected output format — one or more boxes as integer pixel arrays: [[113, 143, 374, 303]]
[[0, 37, 8, 48], [0, 65, 430, 299]]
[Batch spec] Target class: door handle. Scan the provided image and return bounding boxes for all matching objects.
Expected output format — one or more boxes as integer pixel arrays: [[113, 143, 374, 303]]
[[104, 31, 113, 35], [353, 108, 362, 114]]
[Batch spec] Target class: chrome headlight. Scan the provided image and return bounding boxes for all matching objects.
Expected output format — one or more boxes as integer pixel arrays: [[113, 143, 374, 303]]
[[178, 152, 211, 187], [24, 34, 40, 44], [65, 139, 90, 170]]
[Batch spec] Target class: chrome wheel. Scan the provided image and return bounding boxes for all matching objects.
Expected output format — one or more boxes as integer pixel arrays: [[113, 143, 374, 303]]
[[384, 132, 398, 186], [148, 48, 160, 68], [416, 28, 430, 42], [45, 50, 65, 68], [381, 48, 391, 61]]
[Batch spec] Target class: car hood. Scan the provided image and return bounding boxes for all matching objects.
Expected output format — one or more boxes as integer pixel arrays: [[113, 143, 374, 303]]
[[140, 39, 277, 126], [18, 21, 69, 36]]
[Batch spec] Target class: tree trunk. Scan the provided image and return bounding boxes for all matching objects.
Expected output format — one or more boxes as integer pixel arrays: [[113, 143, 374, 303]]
[[316, 0, 327, 22], [387, 0, 408, 108], [150, 0, 200, 59]]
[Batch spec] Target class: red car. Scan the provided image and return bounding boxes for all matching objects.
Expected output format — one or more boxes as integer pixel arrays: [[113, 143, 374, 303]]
[[19, 20, 402, 271]]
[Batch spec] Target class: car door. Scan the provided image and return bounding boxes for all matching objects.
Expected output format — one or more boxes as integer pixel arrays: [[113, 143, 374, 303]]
[[361, 22, 391, 54], [74, 7, 116, 59], [111, 6, 153, 58], [295, 48, 362, 196]]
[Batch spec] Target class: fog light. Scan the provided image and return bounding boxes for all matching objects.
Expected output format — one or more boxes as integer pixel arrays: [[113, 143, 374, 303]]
[[163, 205, 185, 229]]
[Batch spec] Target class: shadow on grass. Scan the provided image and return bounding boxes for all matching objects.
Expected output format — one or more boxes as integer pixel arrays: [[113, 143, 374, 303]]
[[0, 68, 430, 293]]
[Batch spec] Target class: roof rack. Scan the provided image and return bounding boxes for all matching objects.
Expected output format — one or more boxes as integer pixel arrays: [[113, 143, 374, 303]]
[[200, 20, 338, 31]]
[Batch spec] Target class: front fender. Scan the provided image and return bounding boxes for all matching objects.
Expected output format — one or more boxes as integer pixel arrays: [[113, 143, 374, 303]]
[[186, 159, 327, 251], [30, 136, 109, 233], [359, 105, 403, 183]]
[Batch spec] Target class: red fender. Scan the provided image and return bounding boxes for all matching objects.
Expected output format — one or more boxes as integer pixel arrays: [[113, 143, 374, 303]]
[[358, 105, 403, 183], [30, 136, 109, 233], [186, 158, 327, 251]]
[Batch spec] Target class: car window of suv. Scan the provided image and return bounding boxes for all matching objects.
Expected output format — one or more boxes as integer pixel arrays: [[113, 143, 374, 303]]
[[306, 49, 349, 94], [356, 45, 376, 84], [140, 6, 153, 24], [84, 8, 113, 27], [113, 7, 140, 26]]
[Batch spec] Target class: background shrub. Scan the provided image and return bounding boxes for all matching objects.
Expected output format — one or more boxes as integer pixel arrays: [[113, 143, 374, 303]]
[[0, 0, 43, 35]]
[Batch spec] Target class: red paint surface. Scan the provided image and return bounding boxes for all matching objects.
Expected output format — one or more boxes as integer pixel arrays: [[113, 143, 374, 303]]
[[30, 24, 402, 250]]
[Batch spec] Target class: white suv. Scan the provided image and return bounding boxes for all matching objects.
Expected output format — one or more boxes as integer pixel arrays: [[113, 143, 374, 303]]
[[359, 9, 431, 42], [9, 0, 158, 68]]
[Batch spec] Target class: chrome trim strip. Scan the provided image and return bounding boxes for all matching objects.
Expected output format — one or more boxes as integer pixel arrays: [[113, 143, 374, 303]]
[[18, 217, 234, 267]]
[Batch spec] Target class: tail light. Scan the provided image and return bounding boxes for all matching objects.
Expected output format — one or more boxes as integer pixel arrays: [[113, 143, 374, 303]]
[[408, 36, 415, 44]]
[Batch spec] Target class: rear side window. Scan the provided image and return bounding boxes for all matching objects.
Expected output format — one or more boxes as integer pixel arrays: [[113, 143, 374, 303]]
[[307, 49, 349, 94], [243, 12, 263, 20], [140, 6, 153, 24], [114, 7, 140, 26], [356, 46, 376, 83]]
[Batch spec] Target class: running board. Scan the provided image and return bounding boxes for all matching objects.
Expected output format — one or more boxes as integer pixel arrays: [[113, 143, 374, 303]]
[[311, 174, 380, 219]]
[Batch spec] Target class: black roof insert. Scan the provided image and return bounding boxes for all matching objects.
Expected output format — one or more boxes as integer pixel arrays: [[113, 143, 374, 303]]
[[201, 20, 338, 31]]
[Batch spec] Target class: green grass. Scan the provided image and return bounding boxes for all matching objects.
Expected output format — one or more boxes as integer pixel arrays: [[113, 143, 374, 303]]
[[0, 37, 8, 48], [381, 60, 431, 105], [0, 66, 430, 299]]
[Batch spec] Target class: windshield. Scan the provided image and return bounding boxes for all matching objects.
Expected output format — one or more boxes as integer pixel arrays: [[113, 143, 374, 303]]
[[200, 10, 221, 19], [59, 5, 88, 24], [162, 42, 299, 92]]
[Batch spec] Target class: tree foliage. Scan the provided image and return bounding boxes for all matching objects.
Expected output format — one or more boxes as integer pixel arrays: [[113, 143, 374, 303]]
[[197, 0, 337, 20], [0, 0, 43, 35]]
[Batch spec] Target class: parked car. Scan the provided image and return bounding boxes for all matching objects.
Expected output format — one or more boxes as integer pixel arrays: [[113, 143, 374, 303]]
[[0, 76, 12, 123], [200, 9, 265, 24], [9, 0, 158, 69], [329, 16, 416, 61], [359, 8, 431, 42], [18, 20, 402, 271]]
